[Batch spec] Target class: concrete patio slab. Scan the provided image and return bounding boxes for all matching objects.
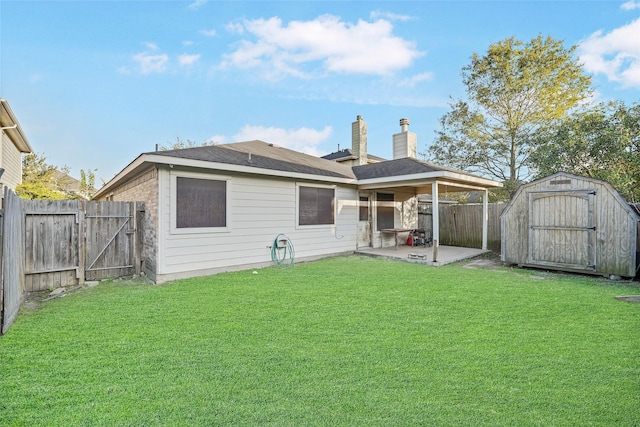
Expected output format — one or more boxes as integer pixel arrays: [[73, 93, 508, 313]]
[[355, 244, 489, 266]]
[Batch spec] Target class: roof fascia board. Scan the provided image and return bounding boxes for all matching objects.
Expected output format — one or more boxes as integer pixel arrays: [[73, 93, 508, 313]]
[[357, 170, 502, 189], [94, 154, 148, 198]]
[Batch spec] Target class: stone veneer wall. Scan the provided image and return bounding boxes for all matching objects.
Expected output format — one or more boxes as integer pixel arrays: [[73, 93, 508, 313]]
[[98, 168, 158, 280]]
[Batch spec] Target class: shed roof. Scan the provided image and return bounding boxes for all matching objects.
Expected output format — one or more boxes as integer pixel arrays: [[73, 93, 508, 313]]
[[501, 171, 640, 220]]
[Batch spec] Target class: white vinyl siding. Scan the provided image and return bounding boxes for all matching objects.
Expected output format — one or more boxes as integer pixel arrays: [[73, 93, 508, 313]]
[[1, 133, 23, 191], [156, 167, 357, 282]]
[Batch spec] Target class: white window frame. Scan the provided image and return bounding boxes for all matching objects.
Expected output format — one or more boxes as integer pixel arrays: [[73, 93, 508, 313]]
[[296, 183, 337, 229], [170, 171, 231, 235]]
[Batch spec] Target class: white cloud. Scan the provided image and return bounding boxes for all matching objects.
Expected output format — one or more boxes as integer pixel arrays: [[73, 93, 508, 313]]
[[200, 28, 217, 37], [178, 53, 201, 66], [143, 42, 160, 51], [221, 15, 423, 79], [207, 134, 227, 144], [188, 0, 207, 10], [398, 72, 434, 88], [233, 125, 333, 156], [183, 40, 194, 47], [579, 17, 640, 88], [621, 1, 640, 10], [370, 10, 413, 21], [132, 51, 169, 74], [225, 21, 245, 34], [29, 73, 44, 84]]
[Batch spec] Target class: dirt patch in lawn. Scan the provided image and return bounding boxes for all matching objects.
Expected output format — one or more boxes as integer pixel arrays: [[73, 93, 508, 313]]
[[615, 295, 640, 302]]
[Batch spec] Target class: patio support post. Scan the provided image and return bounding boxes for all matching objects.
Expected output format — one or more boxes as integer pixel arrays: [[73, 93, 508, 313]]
[[482, 188, 488, 250], [432, 181, 439, 263]]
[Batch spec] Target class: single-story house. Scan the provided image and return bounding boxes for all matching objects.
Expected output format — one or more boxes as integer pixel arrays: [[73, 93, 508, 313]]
[[0, 99, 33, 201], [94, 116, 502, 283]]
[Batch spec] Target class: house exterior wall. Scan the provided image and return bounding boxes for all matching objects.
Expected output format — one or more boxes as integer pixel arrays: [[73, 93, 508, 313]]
[[95, 167, 159, 280], [501, 173, 638, 277], [155, 166, 358, 283], [371, 189, 418, 248], [1, 132, 23, 192]]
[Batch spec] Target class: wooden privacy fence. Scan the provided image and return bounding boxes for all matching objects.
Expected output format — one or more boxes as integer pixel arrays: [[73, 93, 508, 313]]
[[1, 191, 145, 334], [419, 203, 506, 251], [24, 199, 145, 290], [1, 189, 25, 335]]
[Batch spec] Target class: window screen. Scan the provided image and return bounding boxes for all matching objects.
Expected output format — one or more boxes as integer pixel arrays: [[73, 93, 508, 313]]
[[376, 192, 394, 230], [176, 177, 226, 228], [299, 186, 335, 225], [359, 196, 369, 221]]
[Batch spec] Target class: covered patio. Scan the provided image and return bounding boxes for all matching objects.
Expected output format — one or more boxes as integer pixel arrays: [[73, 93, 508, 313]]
[[355, 244, 490, 266], [354, 157, 503, 260]]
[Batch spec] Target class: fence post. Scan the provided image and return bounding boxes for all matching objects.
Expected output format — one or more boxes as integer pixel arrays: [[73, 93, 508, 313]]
[[77, 200, 85, 285], [482, 189, 489, 250], [132, 202, 140, 276]]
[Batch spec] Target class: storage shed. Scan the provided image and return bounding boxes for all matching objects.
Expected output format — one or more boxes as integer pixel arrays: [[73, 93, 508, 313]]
[[501, 172, 640, 278]]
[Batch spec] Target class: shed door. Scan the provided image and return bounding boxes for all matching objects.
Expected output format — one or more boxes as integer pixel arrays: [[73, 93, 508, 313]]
[[528, 190, 596, 271]]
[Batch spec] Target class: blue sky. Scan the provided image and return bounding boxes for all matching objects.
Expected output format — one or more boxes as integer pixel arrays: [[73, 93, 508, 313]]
[[2, 0, 640, 184]]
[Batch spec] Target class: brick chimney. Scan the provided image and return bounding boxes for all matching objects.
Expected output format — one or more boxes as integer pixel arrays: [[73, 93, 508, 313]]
[[352, 115, 368, 166], [393, 118, 417, 159]]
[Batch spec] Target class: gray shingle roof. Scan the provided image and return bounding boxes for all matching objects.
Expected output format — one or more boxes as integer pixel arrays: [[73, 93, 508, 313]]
[[353, 157, 465, 180], [148, 140, 356, 179]]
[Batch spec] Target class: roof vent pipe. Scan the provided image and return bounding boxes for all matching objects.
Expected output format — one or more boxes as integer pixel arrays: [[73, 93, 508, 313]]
[[400, 118, 410, 132]]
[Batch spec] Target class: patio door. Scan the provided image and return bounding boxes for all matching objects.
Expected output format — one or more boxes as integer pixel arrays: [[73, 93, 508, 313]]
[[357, 194, 372, 247]]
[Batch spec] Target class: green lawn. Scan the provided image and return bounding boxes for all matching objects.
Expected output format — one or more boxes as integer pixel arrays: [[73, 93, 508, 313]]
[[1, 255, 638, 426]]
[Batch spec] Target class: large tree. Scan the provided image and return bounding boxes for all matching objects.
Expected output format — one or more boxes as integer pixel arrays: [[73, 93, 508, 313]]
[[427, 35, 592, 199], [16, 152, 70, 200], [530, 101, 640, 202]]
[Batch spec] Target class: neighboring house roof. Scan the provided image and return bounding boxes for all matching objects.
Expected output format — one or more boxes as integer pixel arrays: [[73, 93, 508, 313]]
[[322, 148, 386, 163], [52, 169, 89, 199], [0, 98, 33, 153]]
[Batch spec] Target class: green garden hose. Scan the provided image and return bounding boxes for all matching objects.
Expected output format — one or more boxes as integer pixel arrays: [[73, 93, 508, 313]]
[[271, 234, 295, 268]]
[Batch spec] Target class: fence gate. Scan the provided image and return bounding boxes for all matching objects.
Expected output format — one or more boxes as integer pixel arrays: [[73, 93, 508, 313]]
[[23, 200, 144, 291], [84, 202, 141, 281]]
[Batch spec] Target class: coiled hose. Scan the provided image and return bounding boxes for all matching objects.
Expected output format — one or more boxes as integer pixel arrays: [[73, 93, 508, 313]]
[[271, 234, 295, 268]]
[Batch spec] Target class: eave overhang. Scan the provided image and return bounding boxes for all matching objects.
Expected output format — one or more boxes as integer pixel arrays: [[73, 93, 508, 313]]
[[0, 99, 33, 153]]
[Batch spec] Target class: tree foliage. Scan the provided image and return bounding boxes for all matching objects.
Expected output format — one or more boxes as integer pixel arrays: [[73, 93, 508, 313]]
[[427, 35, 592, 200], [16, 152, 70, 200], [159, 137, 215, 151], [16, 152, 97, 200], [530, 101, 640, 202], [80, 168, 98, 200]]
